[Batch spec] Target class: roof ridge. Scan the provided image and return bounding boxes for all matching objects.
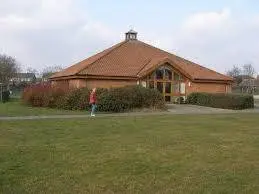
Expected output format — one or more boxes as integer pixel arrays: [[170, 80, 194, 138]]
[[78, 40, 129, 75]]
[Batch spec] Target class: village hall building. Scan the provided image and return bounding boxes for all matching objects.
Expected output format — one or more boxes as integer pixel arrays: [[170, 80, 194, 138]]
[[50, 30, 233, 102]]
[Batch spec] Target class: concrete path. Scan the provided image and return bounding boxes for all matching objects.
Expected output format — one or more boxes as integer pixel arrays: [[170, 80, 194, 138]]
[[0, 112, 172, 121], [167, 104, 259, 114], [0, 104, 258, 121]]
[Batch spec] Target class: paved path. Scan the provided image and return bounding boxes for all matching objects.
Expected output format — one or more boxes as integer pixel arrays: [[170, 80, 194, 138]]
[[0, 104, 258, 121], [0, 112, 173, 121], [167, 104, 259, 114]]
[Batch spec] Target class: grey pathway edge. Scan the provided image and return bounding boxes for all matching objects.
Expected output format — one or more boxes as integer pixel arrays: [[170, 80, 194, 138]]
[[1, 104, 258, 121]]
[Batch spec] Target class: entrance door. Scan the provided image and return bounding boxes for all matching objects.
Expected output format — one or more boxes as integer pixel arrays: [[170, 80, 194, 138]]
[[146, 64, 186, 102], [157, 82, 163, 93], [155, 82, 172, 102]]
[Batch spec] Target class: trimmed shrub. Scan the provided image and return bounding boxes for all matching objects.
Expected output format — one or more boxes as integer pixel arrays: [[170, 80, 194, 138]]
[[22, 83, 68, 107], [186, 92, 254, 110], [56, 88, 109, 110], [56, 88, 90, 110], [22, 85, 165, 112], [97, 86, 165, 112]]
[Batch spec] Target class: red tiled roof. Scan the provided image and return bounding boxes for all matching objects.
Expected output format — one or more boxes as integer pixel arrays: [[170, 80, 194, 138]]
[[51, 40, 233, 82]]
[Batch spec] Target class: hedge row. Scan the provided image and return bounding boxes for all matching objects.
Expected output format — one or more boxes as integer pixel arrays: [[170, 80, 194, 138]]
[[186, 92, 254, 110], [22, 84, 165, 112]]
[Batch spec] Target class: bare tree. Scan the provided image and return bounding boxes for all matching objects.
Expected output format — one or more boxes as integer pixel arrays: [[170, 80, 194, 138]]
[[226, 65, 241, 78], [242, 64, 256, 78], [41, 65, 63, 81], [241, 64, 256, 94], [0, 54, 20, 84]]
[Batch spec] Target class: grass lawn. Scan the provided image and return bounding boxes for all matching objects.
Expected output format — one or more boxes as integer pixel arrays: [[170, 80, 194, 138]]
[[0, 100, 85, 117], [0, 114, 259, 193]]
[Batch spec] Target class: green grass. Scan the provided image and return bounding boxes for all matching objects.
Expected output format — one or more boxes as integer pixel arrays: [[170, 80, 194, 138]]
[[0, 114, 259, 193], [0, 100, 85, 117]]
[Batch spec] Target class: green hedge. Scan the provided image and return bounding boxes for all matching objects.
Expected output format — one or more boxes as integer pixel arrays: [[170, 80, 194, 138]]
[[186, 92, 254, 110], [97, 86, 164, 112], [22, 84, 165, 112]]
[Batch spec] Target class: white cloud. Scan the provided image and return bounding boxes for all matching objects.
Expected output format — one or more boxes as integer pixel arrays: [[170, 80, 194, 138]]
[[170, 9, 259, 73], [182, 9, 231, 31], [0, 2, 258, 76], [0, 0, 117, 72]]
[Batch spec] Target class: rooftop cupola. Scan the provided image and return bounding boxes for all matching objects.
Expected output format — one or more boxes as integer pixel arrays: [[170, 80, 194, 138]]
[[125, 29, 137, 41]]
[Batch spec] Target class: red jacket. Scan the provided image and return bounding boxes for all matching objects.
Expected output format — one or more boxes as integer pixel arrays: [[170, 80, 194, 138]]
[[89, 91, 97, 104]]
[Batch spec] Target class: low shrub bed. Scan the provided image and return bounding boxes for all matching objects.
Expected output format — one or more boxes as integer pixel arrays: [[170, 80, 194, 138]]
[[186, 92, 254, 110], [22, 84, 165, 112]]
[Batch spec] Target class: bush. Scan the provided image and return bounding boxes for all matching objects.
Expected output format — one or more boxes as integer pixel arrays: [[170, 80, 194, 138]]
[[186, 92, 254, 110], [56, 88, 90, 110], [22, 85, 165, 112], [1, 90, 10, 103], [55, 88, 109, 111], [97, 86, 165, 112], [22, 83, 68, 107]]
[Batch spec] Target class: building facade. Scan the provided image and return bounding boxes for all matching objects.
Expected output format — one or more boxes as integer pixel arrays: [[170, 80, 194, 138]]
[[50, 30, 233, 102]]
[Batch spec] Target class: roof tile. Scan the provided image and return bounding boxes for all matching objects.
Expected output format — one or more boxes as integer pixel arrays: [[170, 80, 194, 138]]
[[51, 40, 232, 82]]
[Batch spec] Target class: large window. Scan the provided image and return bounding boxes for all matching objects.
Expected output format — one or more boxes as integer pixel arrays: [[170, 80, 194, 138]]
[[155, 66, 172, 80], [157, 82, 163, 93], [145, 64, 186, 102], [173, 83, 180, 93], [156, 69, 163, 79], [174, 72, 181, 81], [165, 82, 171, 93], [165, 69, 172, 80]]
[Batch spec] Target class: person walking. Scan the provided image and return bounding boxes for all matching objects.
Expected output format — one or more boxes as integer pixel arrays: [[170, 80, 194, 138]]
[[89, 88, 97, 117]]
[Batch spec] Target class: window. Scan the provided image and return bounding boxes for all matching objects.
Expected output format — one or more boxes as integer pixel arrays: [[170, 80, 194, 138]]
[[165, 82, 171, 93], [173, 83, 180, 93], [156, 69, 163, 79], [180, 83, 186, 94], [157, 82, 163, 93], [174, 72, 180, 81], [165, 69, 172, 80]]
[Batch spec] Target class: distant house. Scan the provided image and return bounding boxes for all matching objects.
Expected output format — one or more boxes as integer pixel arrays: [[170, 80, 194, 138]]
[[42, 72, 56, 82], [233, 75, 255, 87], [50, 30, 233, 102], [239, 78, 259, 93], [10, 73, 36, 84]]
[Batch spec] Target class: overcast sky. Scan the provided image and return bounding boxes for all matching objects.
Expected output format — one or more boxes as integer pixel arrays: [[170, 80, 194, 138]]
[[0, 0, 259, 74]]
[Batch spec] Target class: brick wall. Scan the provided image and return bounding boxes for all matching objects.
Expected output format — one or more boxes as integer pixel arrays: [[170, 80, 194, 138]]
[[51, 80, 69, 89], [69, 79, 87, 89], [86, 79, 137, 89], [52, 78, 232, 95], [186, 81, 231, 94]]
